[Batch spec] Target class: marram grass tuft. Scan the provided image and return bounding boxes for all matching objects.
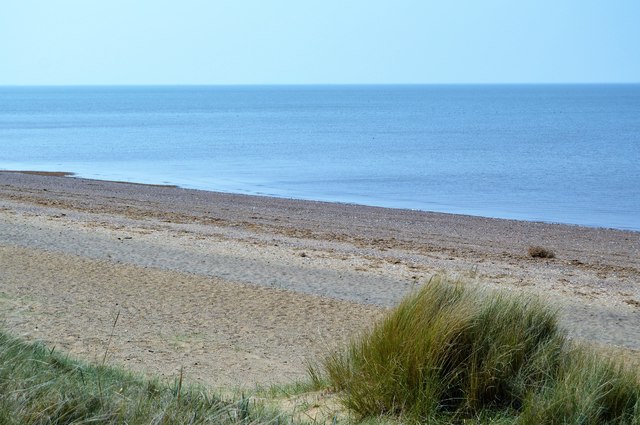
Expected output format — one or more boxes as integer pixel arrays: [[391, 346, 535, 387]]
[[318, 276, 640, 423]]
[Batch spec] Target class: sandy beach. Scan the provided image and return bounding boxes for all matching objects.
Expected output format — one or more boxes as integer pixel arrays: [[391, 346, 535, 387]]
[[0, 170, 638, 388]]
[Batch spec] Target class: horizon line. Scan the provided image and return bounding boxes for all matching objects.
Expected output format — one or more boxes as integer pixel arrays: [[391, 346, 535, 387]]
[[1, 81, 639, 88]]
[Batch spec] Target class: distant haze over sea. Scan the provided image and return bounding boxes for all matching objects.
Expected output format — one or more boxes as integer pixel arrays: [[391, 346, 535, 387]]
[[1, 85, 639, 231]]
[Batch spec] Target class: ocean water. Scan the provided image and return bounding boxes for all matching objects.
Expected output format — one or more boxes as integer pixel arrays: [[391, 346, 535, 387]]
[[1, 85, 639, 231]]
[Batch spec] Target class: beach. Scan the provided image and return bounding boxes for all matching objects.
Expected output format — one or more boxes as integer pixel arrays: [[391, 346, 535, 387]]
[[0, 170, 638, 388]]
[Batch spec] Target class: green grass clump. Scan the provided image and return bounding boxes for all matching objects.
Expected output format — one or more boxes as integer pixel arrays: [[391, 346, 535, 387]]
[[0, 332, 287, 424], [521, 348, 640, 423], [318, 276, 640, 423]]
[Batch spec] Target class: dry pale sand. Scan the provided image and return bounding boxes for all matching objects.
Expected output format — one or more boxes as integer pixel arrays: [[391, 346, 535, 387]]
[[0, 171, 638, 388]]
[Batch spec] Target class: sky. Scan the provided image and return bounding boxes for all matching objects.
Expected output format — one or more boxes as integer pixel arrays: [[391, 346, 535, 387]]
[[1, 0, 639, 85]]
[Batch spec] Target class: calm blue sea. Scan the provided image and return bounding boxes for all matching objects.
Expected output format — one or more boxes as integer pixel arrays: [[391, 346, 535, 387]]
[[1, 85, 639, 231]]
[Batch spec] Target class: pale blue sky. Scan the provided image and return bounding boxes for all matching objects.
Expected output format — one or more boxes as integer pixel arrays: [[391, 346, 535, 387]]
[[1, 0, 639, 85]]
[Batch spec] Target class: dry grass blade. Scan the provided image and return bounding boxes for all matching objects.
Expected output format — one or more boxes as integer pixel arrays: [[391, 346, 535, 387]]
[[101, 310, 121, 367]]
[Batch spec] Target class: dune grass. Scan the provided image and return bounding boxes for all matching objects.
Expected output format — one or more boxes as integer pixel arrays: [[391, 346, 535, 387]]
[[0, 331, 291, 424], [2, 277, 638, 424], [316, 276, 640, 423]]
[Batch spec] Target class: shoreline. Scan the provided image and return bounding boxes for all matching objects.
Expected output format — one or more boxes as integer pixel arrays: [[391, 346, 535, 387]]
[[0, 170, 639, 387], [2, 169, 638, 233]]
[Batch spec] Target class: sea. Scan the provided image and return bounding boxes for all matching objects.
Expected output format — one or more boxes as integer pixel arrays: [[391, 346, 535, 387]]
[[1, 85, 639, 231]]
